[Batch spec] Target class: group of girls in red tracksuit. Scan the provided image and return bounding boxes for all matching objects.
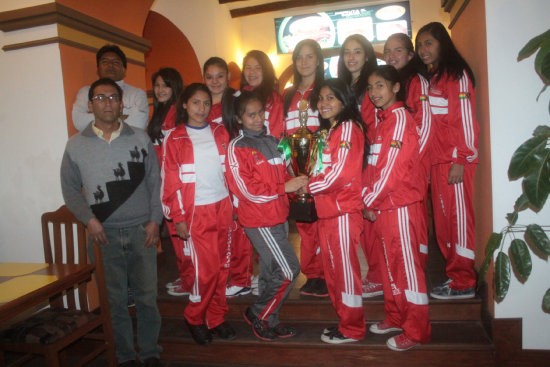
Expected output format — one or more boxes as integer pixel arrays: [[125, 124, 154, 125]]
[[155, 23, 479, 350]]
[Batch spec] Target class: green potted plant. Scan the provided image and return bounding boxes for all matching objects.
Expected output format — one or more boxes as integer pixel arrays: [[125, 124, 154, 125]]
[[479, 28, 550, 311]]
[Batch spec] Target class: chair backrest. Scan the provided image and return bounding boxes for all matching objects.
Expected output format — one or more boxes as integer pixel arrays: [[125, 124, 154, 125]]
[[41, 205, 89, 310]]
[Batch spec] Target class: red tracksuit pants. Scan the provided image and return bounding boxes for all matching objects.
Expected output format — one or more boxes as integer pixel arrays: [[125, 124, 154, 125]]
[[183, 197, 232, 328], [374, 202, 431, 343], [318, 212, 365, 340], [166, 220, 195, 290], [228, 220, 253, 287], [296, 221, 324, 279], [361, 220, 382, 284], [431, 163, 476, 290]]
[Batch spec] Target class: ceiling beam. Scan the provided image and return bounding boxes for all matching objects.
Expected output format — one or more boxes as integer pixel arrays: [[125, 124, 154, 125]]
[[230, 0, 349, 18], [219, 0, 248, 4]]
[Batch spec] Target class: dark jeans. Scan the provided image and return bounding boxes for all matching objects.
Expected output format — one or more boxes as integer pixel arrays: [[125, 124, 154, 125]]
[[89, 224, 162, 363]]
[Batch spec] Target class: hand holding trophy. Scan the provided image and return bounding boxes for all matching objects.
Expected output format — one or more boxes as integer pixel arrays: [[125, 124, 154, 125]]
[[279, 99, 324, 222]]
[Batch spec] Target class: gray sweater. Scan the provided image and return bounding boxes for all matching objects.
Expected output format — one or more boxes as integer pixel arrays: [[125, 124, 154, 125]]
[[61, 122, 163, 229]]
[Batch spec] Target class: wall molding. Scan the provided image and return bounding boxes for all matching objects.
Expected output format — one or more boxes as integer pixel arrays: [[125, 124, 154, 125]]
[[441, 0, 471, 29], [0, 3, 150, 58]]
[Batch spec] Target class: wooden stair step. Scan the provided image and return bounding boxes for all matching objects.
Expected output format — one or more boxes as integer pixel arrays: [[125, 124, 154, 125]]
[[158, 318, 493, 367], [157, 289, 483, 322]]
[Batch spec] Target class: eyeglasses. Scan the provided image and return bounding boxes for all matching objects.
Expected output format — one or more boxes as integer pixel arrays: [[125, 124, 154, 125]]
[[91, 94, 121, 103]]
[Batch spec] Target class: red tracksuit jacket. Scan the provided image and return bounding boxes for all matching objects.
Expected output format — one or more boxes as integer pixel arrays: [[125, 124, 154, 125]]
[[225, 128, 290, 228], [282, 86, 320, 134], [406, 74, 432, 155], [362, 102, 424, 210], [152, 104, 177, 162], [308, 120, 364, 219], [161, 122, 229, 224], [428, 71, 479, 165]]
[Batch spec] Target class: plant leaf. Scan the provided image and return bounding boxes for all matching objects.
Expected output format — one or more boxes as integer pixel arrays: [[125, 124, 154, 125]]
[[495, 252, 511, 302], [525, 224, 550, 256], [522, 149, 550, 210], [533, 125, 550, 138], [478, 232, 503, 283], [543, 289, 550, 313], [534, 40, 550, 84], [514, 193, 530, 211], [509, 239, 532, 282], [485, 232, 503, 256], [508, 136, 547, 180], [506, 211, 518, 225], [517, 29, 550, 61]]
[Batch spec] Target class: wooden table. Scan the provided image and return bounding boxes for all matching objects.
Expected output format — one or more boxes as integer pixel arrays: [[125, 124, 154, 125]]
[[0, 263, 95, 324]]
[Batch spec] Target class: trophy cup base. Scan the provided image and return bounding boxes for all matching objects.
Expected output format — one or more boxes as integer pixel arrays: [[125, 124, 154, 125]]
[[288, 194, 317, 222]]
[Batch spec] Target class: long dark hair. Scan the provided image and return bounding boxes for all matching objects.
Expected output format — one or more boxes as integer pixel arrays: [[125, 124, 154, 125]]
[[384, 33, 426, 98], [416, 22, 475, 86], [230, 90, 265, 134], [147, 68, 184, 144], [176, 83, 212, 126], [318, 79, 369, 167], [283, 39, 324, 117], [337, 34, 377, 103], [368, 65, 405, 105], [203, 56, 238, 137], [240, 50, 278, 106]]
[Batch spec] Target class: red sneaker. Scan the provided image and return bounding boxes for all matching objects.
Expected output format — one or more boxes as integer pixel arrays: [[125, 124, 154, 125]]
[[386, 333, 420, 351], [362, 281, 383, 298]]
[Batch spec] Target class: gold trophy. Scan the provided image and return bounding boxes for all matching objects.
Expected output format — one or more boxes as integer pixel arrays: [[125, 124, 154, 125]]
[[287, 99, 318, 222]]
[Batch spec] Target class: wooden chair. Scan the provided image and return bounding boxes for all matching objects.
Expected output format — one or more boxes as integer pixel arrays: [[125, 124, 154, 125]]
[[0, 205, 117, 366]]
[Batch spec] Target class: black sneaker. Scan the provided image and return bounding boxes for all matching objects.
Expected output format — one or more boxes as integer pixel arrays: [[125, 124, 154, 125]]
[[211, 321, 237, 340], [185, 319, 212, 346], [243, 307, 257, 325], [143, 357, 163, 367], [299, 278, 316, 296], [272, 323, 296, 338], [322, 326, 338, 335], [311, 278, 329, 297], [252, 318, 277, 341], [320, 329, 358, 344]]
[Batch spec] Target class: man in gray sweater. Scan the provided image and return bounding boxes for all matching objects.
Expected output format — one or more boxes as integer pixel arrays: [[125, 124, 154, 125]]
[[61, 78, 163, 367]]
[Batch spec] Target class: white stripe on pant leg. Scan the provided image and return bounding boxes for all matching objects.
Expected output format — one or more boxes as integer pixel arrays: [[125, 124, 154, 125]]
[[405, 289, 429, 305], [258, 227, 293, 280], [454, 182, 469, 258], [188, 237, 202, 303], [398, 207, 418, 293], [338, 214, 353, 295]]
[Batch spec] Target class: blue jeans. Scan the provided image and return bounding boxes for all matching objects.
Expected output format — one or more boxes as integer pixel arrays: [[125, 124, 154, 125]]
[[88, 224, 162, 363]]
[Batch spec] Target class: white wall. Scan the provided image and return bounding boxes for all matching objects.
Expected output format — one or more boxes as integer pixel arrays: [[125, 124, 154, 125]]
[[0, 22, 68, 262], [151, 0, 243, 70], [486, 0, 550, 350]]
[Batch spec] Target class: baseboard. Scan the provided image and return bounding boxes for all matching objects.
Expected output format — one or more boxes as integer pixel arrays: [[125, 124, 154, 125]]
[[493, 318, 550, 366]]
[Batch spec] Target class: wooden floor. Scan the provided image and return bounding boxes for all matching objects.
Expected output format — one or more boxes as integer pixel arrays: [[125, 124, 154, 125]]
[[5, 221, 495, 367]]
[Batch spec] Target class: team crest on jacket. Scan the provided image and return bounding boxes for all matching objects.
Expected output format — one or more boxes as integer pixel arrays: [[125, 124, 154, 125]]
[[458, 92, 470, 99], [339, 141, 352, 150], [390, 140, 402, 149], [419, 94, 427, 101]]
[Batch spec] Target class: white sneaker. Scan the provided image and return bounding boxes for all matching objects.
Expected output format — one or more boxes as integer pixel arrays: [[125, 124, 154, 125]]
[[166, 277, 182, 289], [320, 329, 358, 344], [226, 285, 251, 297]]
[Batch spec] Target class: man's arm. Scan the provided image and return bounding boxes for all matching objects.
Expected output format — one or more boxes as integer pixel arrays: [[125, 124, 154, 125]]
[[71, 86, 94, 132], [123, 86, 149, 130], [60, 149, 94, 225]]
